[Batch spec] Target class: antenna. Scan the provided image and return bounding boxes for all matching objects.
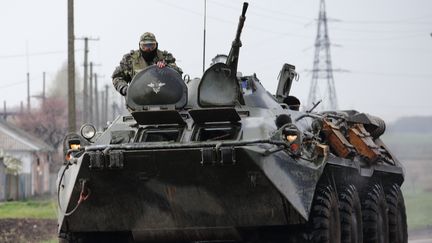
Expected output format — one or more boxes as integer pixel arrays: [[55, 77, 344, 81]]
[[202, 0, 207, 73]]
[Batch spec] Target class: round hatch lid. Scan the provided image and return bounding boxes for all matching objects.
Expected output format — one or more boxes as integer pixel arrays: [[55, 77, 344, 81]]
[[126, 65, 187, 111]]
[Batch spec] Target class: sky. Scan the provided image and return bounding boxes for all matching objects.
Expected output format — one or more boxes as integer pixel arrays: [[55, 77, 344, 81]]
[[0, 0, 431, 122]]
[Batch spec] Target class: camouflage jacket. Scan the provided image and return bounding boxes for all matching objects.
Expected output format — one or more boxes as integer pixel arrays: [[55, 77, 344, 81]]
[[112, 49, 182, 94]]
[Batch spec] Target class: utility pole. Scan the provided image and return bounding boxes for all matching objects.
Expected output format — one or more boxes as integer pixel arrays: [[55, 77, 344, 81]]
[[94, 73, 100, 129], [67, 0, 76, 132], [89, 63, 101, 125], [27, 73, 30, 112], [32, 72, 47, 106], [76, 37, 99, 123], [41, 72, 46, 107], [82, 37, 88, 123], [89, 62, 93, 124], [120, 96, 125, 111], [3, 101, 6, 120], [104, 84, 109, 124], [111, 102, 117, 121], [307, 0, 338, 110], [100, 90, 105, 128]]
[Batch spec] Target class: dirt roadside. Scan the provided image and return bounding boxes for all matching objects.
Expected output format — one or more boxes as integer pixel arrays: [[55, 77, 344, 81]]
[[0, 218, 431, 243], [410, 227, 432, 241], [0, 218, 57, 243]]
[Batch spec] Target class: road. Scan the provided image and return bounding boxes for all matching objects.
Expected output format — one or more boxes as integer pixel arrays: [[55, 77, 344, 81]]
[[410, 239, 432, 243]]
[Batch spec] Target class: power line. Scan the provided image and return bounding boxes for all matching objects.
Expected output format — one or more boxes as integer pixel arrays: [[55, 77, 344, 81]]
[[332, 33, 428, 42], [334, 44, 432, 52], [340, 70, 432, 80], [301, 69, 432, 80], [336, 14, 432, 24], [208, 0, 311, 25], [330, 27, 430, 35], [0, 49, 82, 59], [337, 20, 432, 26], [0, 81, 27, 89], [209, 0, 315, 21], [156, 0, 308, 36]]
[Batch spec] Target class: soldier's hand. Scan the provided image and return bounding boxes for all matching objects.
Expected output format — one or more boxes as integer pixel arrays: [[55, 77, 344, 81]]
[[157, 61, 166, 68], [120, 85, 128, 96]]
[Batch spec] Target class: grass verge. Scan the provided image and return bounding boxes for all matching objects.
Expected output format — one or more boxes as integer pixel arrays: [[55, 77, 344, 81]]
[[404, 189, 432, 230], [0, 198, 57, 219]]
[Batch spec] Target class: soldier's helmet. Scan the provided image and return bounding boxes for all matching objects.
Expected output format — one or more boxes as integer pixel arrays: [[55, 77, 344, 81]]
[[140, 32, 157, 44]]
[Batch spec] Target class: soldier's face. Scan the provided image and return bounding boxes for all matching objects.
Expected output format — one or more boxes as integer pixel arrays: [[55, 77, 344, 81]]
[[140, 42, 157, 52]]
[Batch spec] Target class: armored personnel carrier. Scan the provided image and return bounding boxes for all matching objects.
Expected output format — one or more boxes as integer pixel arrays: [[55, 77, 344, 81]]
[[58, 2, 407, 243]]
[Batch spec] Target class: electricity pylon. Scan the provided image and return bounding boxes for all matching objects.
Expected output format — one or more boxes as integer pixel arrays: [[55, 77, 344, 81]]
[[307, 0, 338, 110]]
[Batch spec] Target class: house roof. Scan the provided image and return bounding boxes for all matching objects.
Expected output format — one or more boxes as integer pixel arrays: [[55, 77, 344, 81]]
[[0, 119, 54, 152]]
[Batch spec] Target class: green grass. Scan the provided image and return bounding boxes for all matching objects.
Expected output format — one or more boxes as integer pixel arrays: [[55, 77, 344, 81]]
[[40, 239, 57, 243], [0, 198, 57, 219], [404, 189, 432, 230]]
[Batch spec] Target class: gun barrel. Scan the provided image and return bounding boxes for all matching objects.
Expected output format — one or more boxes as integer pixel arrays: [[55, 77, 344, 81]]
[[226, 2, 249, 72], [235, 2, 249, 41], [241, 2, 249, 16]]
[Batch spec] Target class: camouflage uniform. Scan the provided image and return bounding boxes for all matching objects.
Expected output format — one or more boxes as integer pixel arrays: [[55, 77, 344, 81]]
[[112, 33, 182, 95]]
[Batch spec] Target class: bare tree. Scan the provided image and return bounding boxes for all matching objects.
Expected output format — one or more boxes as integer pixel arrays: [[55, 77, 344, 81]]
[[48, 62, 82, 101], [15, 97, 68, 149]]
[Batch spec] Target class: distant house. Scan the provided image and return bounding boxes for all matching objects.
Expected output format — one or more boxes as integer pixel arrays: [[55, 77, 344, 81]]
[[0, 157, 5, 200], [0, 119, 54, 201]]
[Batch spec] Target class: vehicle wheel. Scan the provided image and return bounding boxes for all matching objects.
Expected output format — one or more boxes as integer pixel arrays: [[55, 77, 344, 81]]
[[310, 184, 341, 243], [386, 184, 407, 243], [339, 184, 363, 243], [361, 184, 389, 243]]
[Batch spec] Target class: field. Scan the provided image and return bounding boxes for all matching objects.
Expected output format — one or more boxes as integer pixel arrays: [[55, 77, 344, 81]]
[[382, 132, 432, 160], [0, 198, 57, 243], [404, 189, 432, 230], [0, 199, 57, 219], [384, 132, 432, 231], [402, 159, 432, 232]]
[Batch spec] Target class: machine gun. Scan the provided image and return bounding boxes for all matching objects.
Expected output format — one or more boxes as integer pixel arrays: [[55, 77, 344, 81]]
[[226, 2, 248, 75], [198, 2, 249, 107]]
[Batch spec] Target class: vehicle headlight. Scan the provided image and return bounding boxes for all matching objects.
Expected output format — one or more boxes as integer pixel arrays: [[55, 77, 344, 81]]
[[80, 124, 96, 140], [281, 124, 302, 155]]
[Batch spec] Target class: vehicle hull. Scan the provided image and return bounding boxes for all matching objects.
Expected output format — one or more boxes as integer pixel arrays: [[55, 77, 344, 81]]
[[58, 146, 313, 241]]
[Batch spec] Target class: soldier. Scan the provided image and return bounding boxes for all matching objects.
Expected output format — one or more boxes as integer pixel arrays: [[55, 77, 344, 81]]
[[112, 32, 182, 96]]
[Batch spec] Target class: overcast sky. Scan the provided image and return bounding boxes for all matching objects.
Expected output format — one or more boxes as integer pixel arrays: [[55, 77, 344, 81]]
[[1, 0, 431, 122]]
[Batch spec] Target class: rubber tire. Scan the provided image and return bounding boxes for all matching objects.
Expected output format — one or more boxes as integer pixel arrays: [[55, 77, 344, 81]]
[[310, 185, 341, 243], [386, 184, 408, 243], [339, 185, 363, 243], [361, 184, 389, 243]]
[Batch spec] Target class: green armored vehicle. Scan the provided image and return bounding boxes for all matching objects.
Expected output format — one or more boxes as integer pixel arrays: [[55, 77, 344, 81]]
[[57, 3, 407, 243]]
